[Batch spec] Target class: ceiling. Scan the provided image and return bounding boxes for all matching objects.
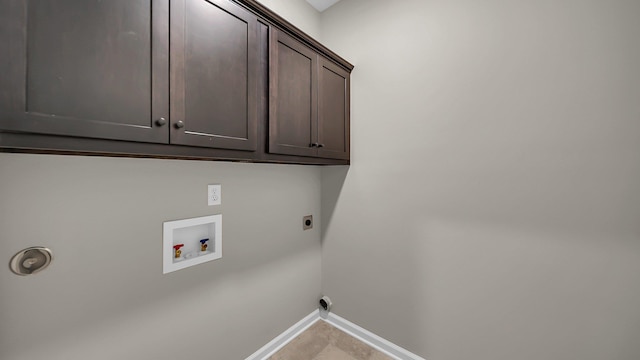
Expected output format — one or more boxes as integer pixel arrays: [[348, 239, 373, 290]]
[[305, 0, 342, 12]]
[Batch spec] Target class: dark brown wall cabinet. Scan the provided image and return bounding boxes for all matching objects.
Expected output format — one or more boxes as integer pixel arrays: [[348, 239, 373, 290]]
[[171, 0, 258, 151], [269, 29, 350, 160], [0, 0, 257, 151], [0, 0, 169, 144], [0, 0, 352, 164]]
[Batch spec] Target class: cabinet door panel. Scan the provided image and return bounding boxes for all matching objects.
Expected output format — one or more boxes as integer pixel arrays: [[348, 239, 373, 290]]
[[269, 29, 317, 157], [171, 0, 258, 151], [318, 58, 350, 160], [0, 0, 169, 143]]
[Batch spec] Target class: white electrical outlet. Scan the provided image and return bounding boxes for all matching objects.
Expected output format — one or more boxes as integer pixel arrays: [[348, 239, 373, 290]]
[[208, 184, 221, 206]]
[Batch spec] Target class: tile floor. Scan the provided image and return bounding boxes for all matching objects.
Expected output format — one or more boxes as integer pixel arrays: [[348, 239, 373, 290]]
[[268, 320, 393, 360]]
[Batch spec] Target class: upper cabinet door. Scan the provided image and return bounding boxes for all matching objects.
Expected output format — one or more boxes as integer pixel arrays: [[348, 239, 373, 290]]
[[0, 0, 169, 143], [317, 58, 350, 160], [170, 0, 258, 151], [269, 28, 318, 158]]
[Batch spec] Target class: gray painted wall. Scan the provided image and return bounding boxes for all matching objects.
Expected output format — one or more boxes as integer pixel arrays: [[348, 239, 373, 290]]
[[0, 154, 321, 359], [320, 0, 640, 359], [0, 2, 323, 359], [3, 1, 640, 359]]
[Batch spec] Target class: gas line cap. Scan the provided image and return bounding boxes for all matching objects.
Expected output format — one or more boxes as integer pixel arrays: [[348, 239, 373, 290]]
[[9, 247, 53, 276]]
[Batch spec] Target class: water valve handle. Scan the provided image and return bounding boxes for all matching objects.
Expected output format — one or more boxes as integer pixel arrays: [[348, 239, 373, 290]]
[[173, 244, 185, 258], [200, 238, 209, 252]]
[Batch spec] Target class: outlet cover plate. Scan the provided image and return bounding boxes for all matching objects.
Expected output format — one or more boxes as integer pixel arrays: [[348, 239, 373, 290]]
[[208, 184, 221, 206]]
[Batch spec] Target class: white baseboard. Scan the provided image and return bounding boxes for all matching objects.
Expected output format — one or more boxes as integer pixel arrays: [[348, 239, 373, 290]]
[[245, 309, 425, 360], [324, 312, 426, 360], [245, 310, 320, 360]]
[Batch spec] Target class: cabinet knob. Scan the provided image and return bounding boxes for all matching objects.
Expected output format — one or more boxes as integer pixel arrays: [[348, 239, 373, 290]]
[[317, 144, 325, 148], [155, 117, 167, 126], [310, 143, 318, 148], [175, 121, 185, 129]]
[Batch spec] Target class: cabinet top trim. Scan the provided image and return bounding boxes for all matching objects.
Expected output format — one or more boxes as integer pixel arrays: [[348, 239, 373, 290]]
[[233, 0, 354, 72]]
